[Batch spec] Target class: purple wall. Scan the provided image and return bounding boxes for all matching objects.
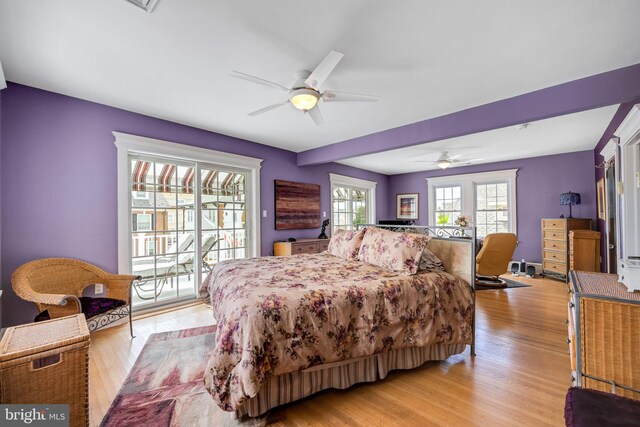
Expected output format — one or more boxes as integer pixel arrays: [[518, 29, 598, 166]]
[[387, 151, 597, 262], [0, 83, 388, 326]]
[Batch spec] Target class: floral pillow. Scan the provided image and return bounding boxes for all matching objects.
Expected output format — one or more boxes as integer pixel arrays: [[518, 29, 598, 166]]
[[357, 227, 431, 275], [327, 228, 367, 259], [419, 248, 445, 272]]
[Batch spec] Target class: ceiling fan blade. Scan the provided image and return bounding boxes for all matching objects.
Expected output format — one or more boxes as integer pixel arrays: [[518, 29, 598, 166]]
[[305, 50, 344, 90], [455, 158, 484, 163], [412, 160, 439, 163], [248, 101, 289, 117], [231, 70, 290, 91], [449, 154, 464, 160], [307, 106, 324, 126], [322, 90, 378, 103]]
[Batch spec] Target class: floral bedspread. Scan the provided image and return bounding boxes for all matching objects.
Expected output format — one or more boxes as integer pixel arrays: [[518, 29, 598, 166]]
[[199, 252, 474, 411]]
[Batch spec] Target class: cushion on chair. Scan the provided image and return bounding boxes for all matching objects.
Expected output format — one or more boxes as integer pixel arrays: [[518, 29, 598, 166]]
[[565, 387, 640, 426], [34, 297, 126, 322]]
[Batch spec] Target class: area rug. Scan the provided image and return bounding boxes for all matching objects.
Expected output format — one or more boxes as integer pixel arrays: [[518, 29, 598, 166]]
[[100, 326, 280, 427], [476, 276, 532, 290]]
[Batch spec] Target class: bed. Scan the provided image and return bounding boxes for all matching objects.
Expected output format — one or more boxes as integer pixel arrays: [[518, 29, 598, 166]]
[[199, 225, 476, 418]]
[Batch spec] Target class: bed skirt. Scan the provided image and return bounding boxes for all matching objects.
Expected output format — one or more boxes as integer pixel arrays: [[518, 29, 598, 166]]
[[235, 343, 467, 418]]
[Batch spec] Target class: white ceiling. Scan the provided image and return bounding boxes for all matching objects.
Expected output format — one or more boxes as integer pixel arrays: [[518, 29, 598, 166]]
[[339, 105, 618, 174], [0, 1, 638, 155]]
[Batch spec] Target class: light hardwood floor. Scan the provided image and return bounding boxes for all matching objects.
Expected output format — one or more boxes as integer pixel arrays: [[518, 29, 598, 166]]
[[89, 276, 571, 426]]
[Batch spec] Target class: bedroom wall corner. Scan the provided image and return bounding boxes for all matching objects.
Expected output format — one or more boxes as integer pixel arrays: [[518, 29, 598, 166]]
[[0, 83, 389, 327], [386, 151, 597, 264]]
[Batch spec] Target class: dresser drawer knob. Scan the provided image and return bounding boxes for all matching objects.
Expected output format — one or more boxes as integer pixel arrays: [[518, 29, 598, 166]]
[[565, 318, 569, 324], [569, 302, 575, 308], [571, 375, 576, 383], [566, 337, 571, 344]]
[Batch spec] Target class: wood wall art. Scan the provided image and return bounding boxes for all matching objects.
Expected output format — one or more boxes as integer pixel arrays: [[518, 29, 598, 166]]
[[274, 180, 321, 230]]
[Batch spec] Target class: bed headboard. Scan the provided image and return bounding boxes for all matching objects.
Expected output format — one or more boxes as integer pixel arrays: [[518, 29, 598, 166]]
[[357, 225, 476, 287]]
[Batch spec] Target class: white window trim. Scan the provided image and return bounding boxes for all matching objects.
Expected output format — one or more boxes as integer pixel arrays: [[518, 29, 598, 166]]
[[426, 169, 518, 235], [329, 173, 377, 229], [114, 132, 263, 274]]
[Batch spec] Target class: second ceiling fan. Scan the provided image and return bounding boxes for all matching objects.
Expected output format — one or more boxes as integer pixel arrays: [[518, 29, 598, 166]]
[[414, 151, 483, 169], [232, 50, 378, 125]]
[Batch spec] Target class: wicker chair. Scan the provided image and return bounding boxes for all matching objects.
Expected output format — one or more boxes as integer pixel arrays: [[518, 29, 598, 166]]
[[11, 258, 140, 337]]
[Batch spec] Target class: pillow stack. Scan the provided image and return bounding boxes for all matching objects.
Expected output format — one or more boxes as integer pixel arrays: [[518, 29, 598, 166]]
[[327, 227, 445, 276], [356, 227, 431, 275]]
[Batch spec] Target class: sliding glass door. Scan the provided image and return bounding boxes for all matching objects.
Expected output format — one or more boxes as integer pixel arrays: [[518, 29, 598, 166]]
[[129, 155, 248, 307]]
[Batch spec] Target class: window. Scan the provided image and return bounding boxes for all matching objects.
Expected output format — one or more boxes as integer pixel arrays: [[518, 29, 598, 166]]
[[475, 182, 510, 236], [133, 213, 153, 231], [115, 132, 262, 309], [427, 169, 517, 239], [434, 186, 461, 226], [145, 240, 156, 256], [329, 174, 376, 233], [133, 191, 149, 199]]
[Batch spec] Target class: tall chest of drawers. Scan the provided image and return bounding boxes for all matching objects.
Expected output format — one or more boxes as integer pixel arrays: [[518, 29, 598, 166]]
[[541, 218, 592, 282]]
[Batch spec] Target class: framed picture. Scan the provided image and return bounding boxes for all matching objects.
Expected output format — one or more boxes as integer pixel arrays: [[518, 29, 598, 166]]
[[396, 193, 419, 220], [597, 178, 606, 220], [274, 180, 321, 230]]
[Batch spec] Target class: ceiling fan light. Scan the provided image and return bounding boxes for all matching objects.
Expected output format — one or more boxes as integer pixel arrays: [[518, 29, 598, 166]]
[[437, 159, 452, 169], [290, 89, 319, 111]]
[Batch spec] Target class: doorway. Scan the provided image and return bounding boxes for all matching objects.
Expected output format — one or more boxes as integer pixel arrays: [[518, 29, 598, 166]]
[[605, 162, 617, 273]]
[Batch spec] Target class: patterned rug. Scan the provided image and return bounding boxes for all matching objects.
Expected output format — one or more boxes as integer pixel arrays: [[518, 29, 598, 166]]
[[100, 326, 280, 426]]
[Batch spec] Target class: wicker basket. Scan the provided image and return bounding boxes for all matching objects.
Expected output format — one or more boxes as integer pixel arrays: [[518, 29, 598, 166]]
[[581, 297, 640, 399], [0, 314, 90, 427]]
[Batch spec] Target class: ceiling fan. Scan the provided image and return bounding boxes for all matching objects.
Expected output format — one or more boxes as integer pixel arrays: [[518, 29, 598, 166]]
[[231, 50, 378, 125], [414, 151, 483, 169]]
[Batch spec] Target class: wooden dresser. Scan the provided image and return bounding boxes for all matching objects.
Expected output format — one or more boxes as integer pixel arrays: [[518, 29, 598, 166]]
[[274, 238, 330, 256], [567, 271, 640, 399], [541, 218, 592, 282], [569, 230, 601, 273]]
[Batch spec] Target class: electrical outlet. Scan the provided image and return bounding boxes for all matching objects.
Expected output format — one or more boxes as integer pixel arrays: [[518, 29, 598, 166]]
[[95, 283, 104, 294], [262, 210, 267, 218], [323, 211, 327, 217]]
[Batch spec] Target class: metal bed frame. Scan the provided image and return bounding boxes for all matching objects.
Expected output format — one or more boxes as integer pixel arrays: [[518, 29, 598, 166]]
[[358, 224, 477, 356]]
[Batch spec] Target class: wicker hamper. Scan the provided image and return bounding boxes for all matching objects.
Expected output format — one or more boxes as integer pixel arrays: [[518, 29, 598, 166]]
[[0, 314, 90, 427], [568, 272, 640, 400]]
